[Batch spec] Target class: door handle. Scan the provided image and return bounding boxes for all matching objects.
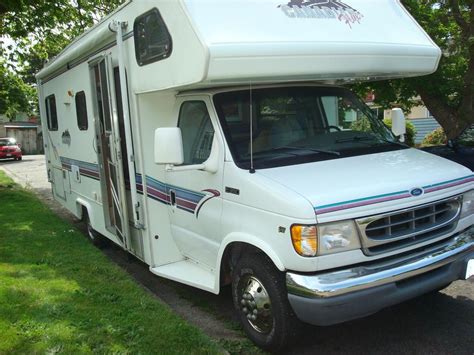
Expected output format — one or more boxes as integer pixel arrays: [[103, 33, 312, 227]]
[[169, 189, 176, 206]]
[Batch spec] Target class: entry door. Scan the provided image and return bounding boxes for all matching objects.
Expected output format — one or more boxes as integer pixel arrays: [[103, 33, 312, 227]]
[[165, 98, 224, 268], [90, 56, 131, 248]]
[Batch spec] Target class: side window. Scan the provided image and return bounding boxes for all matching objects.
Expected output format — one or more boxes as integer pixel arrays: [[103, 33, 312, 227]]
[[45, 94, 58, 131], [134, 8, 172, 66], [178, 101, 215, 165], [75, 91, 88, 131]]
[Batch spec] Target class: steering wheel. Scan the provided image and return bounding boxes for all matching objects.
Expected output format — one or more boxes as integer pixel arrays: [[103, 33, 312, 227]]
[[327, 125, 342, 132]]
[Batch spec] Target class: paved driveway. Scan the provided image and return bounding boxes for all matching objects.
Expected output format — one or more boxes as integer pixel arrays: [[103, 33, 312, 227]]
[[0, 155, 49, 191], [1, 155, 473, 354]]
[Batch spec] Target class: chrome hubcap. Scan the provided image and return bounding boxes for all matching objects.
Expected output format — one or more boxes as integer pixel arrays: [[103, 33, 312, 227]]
[[239, 275, 273, 334]]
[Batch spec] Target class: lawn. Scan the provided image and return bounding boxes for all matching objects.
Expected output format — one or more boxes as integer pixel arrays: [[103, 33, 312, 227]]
[[0, 170, 220, 353]]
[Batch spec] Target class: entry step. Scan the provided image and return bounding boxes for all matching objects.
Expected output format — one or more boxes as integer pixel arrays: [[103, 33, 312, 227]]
[[150, 260, 216, 293]]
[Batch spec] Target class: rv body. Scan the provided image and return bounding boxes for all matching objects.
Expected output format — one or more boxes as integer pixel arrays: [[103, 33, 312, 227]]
[[37, 0, 474, 350]]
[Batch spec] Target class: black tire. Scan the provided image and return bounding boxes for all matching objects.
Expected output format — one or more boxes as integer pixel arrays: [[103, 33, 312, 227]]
[[84, 212, 107, 248], [17, 156, 22, 161], [232, 253, 300, 351]]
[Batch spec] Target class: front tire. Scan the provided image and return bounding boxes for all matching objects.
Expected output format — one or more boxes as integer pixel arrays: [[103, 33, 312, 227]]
[[232, 253, 299, 351]]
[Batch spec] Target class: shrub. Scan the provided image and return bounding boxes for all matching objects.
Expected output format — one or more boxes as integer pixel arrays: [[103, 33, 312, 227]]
[[350, 118, 417, 146], [383, 119, 417, 147], [421, 127, 447, 147]]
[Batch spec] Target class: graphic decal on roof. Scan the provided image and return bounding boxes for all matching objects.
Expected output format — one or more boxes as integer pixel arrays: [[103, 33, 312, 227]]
[[315, 174, 474, 215], [60, 157, 100, 181], [279, 0, 364, 28], [136, 174, 220, 218]]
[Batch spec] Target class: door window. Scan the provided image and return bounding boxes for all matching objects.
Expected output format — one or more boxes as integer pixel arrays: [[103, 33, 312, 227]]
[[178, 101, 214, 165]]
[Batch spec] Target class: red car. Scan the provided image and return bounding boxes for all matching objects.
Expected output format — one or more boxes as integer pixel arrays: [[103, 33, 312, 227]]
[[0, 138, 22, 161]]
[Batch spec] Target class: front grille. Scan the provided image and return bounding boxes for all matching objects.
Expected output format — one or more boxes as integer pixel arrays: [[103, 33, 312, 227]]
[[357, 196, 462, 255]]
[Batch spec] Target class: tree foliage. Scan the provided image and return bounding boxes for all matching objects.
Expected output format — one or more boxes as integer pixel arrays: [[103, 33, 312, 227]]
[[355, 0, 473, 140], [0, 57, 35, 119], [0, 0, 123, 118]]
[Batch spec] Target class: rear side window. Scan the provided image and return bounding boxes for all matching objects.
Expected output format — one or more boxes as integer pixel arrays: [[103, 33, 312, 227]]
[[134, 8, 172, 66], [75, 91, 88, 131], [45, 95, 58, 131]]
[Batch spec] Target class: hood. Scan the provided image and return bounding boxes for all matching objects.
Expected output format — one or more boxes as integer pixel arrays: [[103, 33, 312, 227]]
[[258, 148, 474, 222]]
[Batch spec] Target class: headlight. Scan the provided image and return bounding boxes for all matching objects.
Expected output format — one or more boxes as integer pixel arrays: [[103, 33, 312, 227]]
[[291, 221, 361, 257], [291, 225, 318, 257], [461, 190, 474, 219], [318, 220, 361, 255]]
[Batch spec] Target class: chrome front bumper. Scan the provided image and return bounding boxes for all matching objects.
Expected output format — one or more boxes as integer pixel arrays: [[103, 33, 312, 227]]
[[286, 227, 474, 325]]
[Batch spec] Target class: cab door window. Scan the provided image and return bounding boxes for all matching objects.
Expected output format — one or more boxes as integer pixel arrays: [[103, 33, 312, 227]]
[[178, 101, 214, 165]]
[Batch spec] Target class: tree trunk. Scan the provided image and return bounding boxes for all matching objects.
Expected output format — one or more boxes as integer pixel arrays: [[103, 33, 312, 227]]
[[416, 85, 472, 140]]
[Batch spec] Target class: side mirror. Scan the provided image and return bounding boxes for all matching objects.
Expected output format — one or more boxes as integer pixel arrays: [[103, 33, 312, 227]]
[[154, 127, 220, 174], [154, 127, 184, 165], [391, 108, 406, 142], [17, 143, 22, 148]]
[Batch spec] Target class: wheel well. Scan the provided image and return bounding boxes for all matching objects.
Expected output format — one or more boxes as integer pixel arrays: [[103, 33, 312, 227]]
[[219, 242, 273, 289], [77, 203, 88, 222]]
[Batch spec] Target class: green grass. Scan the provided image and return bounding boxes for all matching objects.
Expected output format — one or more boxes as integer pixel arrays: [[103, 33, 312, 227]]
[[0, 171, 220, 354]]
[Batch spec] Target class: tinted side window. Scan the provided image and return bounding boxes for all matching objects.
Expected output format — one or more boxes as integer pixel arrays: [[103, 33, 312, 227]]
[[45, 95, 58, 131], [178, 101, 215, 165], [134, 8, 172, 66], [75, 91, 88, 131]]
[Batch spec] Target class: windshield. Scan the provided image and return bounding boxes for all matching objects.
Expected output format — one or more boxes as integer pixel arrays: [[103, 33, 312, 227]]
[[214, 86, 406, 169], [0, 139, 15, 147]]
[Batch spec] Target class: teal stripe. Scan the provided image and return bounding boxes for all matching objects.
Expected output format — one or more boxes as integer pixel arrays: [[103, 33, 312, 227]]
[[316, 190, 409, 210], [316, 174, 474, 211], [422, 174, 474, 189], [146, 175, 205, 199]]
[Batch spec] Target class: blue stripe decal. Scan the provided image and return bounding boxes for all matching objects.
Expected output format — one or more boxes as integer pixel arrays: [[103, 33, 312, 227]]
[[135, 174, 216, 217]]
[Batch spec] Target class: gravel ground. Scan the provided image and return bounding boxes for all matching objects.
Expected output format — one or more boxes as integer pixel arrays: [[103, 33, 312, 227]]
[[1, 155, 473, 354]]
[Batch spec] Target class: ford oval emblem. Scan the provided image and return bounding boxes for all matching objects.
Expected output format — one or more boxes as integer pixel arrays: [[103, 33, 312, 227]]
[[410, 188, 424, 197]]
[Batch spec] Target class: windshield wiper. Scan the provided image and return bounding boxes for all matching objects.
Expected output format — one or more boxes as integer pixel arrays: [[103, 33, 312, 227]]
[[335, 136, 374, 144], [271, 146, 341, 157], [336, 136, 408, 148]]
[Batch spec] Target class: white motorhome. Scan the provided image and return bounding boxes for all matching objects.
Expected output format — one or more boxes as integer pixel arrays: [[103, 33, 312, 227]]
[[37, 0, 474, 350]]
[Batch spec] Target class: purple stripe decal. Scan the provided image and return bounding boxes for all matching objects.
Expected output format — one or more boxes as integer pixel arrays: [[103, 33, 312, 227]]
[[317, 193, 412, 215], [60, 157, 100, 181], [136, 174, 220, 217], [147, 186, 170, 203], [424, 177, 474, 194], [80, 169, 100, 178], [176, 198, 198, 211], [316, 175, 474, 215]]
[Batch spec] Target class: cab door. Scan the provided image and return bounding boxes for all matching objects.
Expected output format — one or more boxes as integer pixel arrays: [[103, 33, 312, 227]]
[[165, 97, 224, 269]]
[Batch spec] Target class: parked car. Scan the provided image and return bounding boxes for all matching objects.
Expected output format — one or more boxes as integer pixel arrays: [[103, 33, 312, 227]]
[[0, 138, 22, 161], [422, 125, 474, 170]]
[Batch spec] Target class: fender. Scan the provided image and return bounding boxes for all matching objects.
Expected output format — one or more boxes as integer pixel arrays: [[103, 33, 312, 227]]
[[214, 232, 286, 292], [75, 198, 93, 220]]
